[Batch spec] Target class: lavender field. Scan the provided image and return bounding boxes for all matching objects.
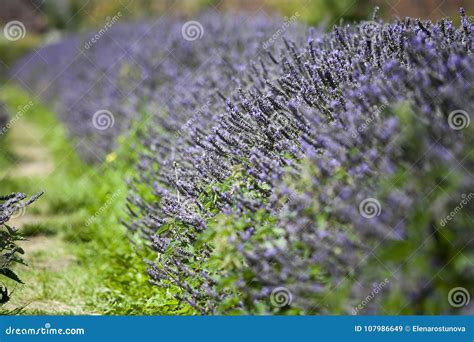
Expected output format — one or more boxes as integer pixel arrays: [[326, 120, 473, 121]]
[[0, 0, 473, 316]]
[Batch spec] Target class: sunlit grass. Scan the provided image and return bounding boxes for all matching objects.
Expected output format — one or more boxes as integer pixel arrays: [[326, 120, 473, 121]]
[[0, 85, 181, 315]]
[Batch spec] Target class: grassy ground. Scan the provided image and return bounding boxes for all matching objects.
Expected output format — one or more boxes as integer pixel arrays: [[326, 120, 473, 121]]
[[0, 85, 182, 315]]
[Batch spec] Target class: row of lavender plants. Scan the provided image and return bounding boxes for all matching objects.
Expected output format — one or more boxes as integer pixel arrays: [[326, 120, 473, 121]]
[[14, 10, 473, 314], [13, 13, 304, 162], [128, 9, 473, 314]]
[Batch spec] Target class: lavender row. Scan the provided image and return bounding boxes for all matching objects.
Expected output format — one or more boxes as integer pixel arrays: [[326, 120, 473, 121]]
[[13, 13, 304, 162], [129, 10, 473, 314]]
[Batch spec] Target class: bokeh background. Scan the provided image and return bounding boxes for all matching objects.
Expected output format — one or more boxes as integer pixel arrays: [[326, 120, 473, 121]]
[[0, 0, 472, 76]]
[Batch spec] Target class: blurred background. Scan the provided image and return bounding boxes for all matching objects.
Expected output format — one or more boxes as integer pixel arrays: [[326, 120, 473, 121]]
[[0, 0, 472, 77]]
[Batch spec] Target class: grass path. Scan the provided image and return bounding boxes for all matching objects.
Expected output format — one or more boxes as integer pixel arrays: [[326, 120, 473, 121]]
[[8, 120, 54, 178], [3, 115, 96, 314], [0, 85, 179, 315]]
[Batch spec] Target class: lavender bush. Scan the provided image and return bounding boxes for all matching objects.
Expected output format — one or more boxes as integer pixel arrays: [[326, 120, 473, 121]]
[[13, 13, 305, 162], [128, 9, 473, 314]]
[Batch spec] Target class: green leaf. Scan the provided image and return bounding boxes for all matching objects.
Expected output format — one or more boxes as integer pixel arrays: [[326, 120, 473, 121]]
[[0, 268, 24, 284]]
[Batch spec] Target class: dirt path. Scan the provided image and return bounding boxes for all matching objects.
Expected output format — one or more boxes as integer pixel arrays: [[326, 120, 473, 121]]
[[4, 119, 94, 314], [7, 120, 54, 178], [11, 236, 88, 314]]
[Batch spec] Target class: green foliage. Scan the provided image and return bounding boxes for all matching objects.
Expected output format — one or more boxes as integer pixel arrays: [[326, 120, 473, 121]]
[[0, 85, 190, 315], [269, 0, 372, 26], [0, 36, 40, 80], [0, 225, 25, 288], [0, 192, 42, 309]]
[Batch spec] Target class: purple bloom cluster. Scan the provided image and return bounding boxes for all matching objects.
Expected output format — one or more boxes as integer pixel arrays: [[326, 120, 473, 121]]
[[13, 13, 304, 162], [129, 10, 473, 313]]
